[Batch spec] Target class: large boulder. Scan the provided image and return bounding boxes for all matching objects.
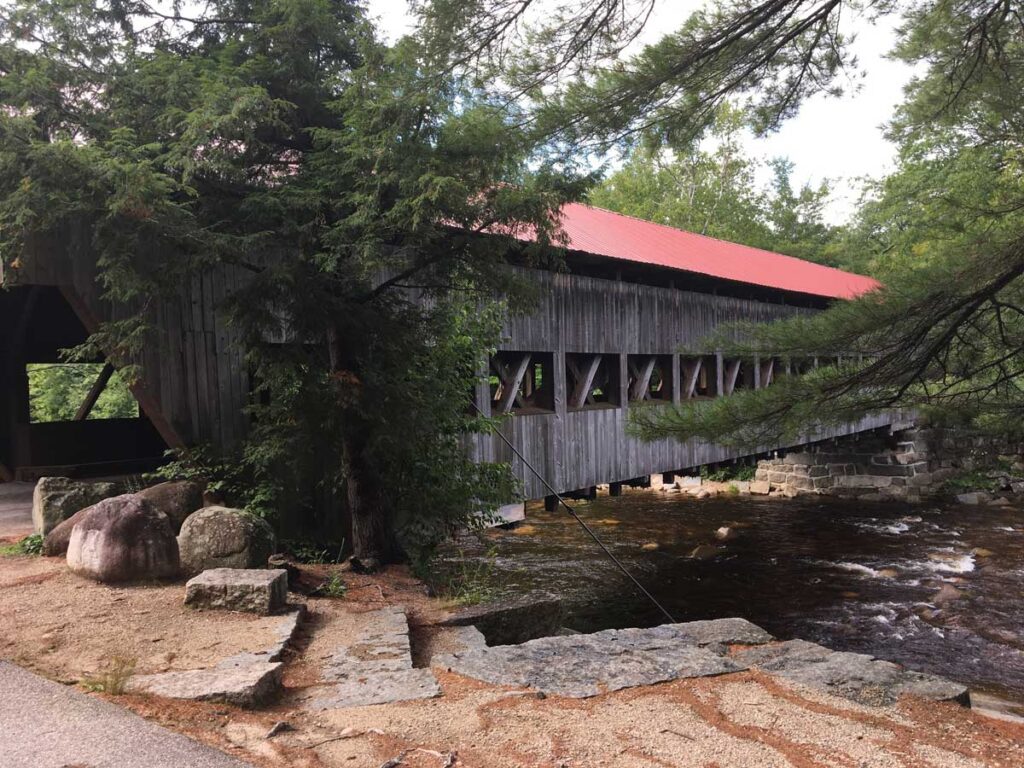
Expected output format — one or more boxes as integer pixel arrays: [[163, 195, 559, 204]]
[[177, 507, 276, 577], [137, 481, 205, 533], [43, 482, 204, 556], [66, 496, 180, 582], [32, 477, 119, 535]]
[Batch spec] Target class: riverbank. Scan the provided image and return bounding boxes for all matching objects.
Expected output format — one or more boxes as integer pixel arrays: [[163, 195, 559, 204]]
[[431, 490, 1024, 710], [2, 542, 1024, 767]]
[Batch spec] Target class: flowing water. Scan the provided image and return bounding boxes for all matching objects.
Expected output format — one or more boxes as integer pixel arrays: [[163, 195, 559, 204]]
[[438, 492, 1024, 709]]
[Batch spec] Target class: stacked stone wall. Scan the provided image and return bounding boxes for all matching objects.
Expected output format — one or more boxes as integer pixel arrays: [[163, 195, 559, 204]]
[[754, 427, 962, 501]]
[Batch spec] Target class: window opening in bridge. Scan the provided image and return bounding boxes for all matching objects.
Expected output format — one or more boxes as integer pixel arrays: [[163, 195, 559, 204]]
[[681, 355, 716, 399], [26, 363, 139, 423], [722, 358, 756, 395], [566, 353, 621, 410], [627, 354, 673, 403], [759, 357, 780, 388], [490, 352, 555, 415], [790, 357, 817, 376]]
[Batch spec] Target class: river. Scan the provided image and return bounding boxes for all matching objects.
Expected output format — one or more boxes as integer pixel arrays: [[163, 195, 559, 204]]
[[437, 491, 1024, 711]]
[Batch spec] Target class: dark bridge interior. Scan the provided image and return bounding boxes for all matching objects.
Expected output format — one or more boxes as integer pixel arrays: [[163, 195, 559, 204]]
[[0, 285, 166, 482]]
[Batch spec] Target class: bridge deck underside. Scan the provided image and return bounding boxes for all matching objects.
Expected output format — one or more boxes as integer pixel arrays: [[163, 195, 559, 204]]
[[469, 410, 900, 500]]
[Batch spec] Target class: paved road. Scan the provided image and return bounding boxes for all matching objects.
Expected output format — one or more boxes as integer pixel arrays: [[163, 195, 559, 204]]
[[0, 662, 254, 768], [0, 482, 34, 539]]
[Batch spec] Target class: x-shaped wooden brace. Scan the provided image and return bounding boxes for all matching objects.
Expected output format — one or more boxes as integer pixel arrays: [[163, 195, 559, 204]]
[[491, 353, 532, 414], [681, 357, 703, 399], [628, 356, 657, 402], [759, 357, 775, 388], [723, 359, 742, 395], [567, 354, 603, 409]]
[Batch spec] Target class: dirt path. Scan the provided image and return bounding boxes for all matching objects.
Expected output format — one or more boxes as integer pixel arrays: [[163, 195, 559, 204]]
[[3, 555, 1023, 767]]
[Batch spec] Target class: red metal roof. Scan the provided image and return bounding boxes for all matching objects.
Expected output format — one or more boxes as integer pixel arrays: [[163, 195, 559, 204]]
[[553, 202, 879, 300]]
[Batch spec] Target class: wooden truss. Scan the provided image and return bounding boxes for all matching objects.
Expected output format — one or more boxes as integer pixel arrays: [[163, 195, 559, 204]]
[[491, 353, 532, 415]]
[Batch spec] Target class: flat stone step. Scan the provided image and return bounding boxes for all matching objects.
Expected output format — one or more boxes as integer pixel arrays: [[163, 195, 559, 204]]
[[307, 606, 441, 709], [434, 618, 771, 698], [128, 662, 282, 708], [126, 607, 303, 708], [435, 618, 970, 706]]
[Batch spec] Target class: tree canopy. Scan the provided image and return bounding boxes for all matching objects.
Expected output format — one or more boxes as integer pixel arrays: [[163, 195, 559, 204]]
[[589, 105, 846, 268], [4, 0, 1023, 563], [0, 0, 588, 565]]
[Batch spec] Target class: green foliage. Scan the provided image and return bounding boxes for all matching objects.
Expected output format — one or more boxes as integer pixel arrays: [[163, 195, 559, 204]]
[[0, 0, 585, 561], [152, 446, 279, 522], [27, 364, 137, 423], [941, 470, 1001, 495], [589, 106, 850, 269], [625, 1, 1024, 451], [282, 539, 346, 564], [428, 547, 499, 607], [0, 534, 43, 557], [317, 573, 348, 598], [700, 464, 756, 483]]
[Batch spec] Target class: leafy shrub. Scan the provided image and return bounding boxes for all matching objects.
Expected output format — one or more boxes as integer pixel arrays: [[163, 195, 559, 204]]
[[0, 534, 43, 557], [700, 464, 757, 483]]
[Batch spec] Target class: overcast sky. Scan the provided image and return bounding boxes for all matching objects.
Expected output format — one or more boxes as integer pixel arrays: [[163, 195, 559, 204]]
[[366, 0, 919, 223]]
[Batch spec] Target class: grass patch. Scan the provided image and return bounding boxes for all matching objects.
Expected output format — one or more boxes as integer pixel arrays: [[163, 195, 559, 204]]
[[81, 656, 136, 695], [0, 534, 43, 557], [282, 538, 346, 564], [317, 573, 348, 598], [433, 548, 499, 606], [942, 469, 1001, 494]]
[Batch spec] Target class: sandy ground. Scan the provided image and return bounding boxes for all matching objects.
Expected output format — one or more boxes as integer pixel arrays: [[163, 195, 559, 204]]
[[0, 555, 303, 681], [3, 554, 1024, 767]]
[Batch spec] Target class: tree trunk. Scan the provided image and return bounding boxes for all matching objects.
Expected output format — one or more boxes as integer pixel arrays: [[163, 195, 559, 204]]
[[343, 432, 402, 569], [328, 322, 402, 569]]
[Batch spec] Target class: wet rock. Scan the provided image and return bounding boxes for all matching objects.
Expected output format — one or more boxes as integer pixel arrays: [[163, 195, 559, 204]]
[[177, 506, 276, 577], [714, 526, 737, 541], [988, 497, 1012, 506], [137, 481, 205, 533], [749, 481, 770, 495], [66, 496, 179, 583], [956, 492, 989, 505], [641, 542, 659, 551], [185, 568, 288, 614], [439, 594, 564, 645], [972, 547, 994, 558], [689, 544, 721, 560], [127, 661, 282, 708], [32, 477, 119, 535], [933, 582, 963, 604]]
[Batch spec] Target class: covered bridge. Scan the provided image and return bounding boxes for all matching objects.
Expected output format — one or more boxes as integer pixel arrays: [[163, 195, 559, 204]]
[[1, 204, 883, 499]]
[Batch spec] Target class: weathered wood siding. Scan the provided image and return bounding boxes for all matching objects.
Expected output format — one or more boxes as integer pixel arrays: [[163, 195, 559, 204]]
[[11, 222, 251, 452], [469, 267, 895, 499]]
